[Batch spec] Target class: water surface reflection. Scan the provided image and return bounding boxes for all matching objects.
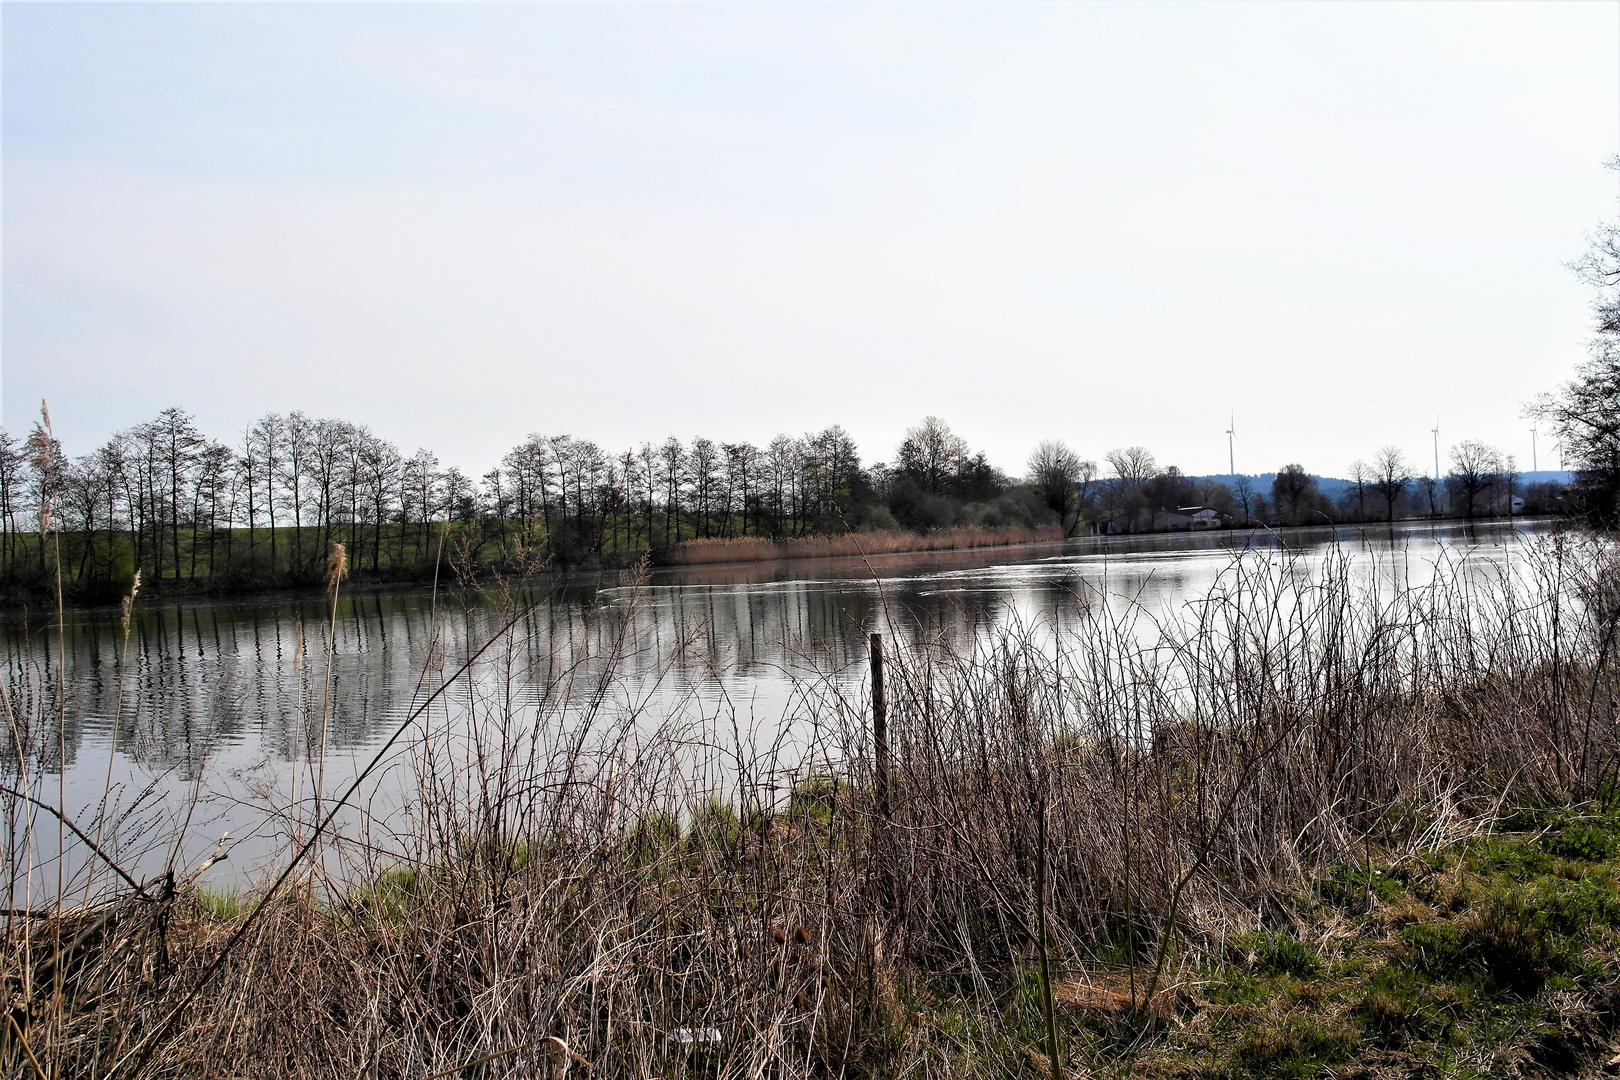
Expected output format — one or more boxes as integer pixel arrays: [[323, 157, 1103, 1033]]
[[1, 518, 1549, 889]]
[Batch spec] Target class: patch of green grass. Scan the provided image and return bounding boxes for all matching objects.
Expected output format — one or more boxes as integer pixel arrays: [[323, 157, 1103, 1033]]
[[1233, 932, 1323, 979], [627, 810, 683, 862], [789, 772, 843, 825], [1318, 862, 1404, 908], [689, 797, 743, 850], [1353, 962, 1451, 1047], [1401, 885, 1561, 995], [1464, 835, 1557, 877], [195, 886, 247, 921], [357, 864, 420, 925], [1542, 823, 1616, 862], [1529, 871, 1620, 934], [1049, 809, 1620, 1079], [1204, 967, 1268, 1007], [1233, 1016, 1356, 1077], [1399, 919, 1466, 977]]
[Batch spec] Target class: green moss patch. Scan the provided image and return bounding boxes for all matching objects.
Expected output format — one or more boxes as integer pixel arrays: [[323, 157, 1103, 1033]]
[[936, 809, 1620, 1078]]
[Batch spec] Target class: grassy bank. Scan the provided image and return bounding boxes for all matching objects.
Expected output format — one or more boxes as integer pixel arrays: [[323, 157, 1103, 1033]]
[[18, 800, 1620, 1078], [1, 533, 1616, 1077], [1064, 811, 1620, 1076]]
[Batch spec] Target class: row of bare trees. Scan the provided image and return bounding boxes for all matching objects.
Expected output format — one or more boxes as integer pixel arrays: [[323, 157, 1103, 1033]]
[[1028, 435, 1551, 535], [501, 426, 869, 558], [1343, 441, 1536, 523], [0, 407, 879, 593], [0, 401, 1584, 597]]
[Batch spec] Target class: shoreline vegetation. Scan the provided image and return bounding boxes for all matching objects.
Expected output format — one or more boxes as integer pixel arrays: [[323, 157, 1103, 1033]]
[[4, 403, 1604, 607], [0, 515, 1552, 612], [3, 531, 1617, 1077], [661, 524, 1064, 566]]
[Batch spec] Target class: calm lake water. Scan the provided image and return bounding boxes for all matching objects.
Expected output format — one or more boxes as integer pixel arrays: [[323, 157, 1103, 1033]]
[[1, 519, 1553, 893]]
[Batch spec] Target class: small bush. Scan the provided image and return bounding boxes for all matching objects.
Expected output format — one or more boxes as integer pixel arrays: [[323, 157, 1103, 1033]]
[[690, 798, 743, 850], [1205, 969, 1268, 1006], [790, 773, 843, 823], [1401, 886, 1559, 995], [1319, 863, 1403, 908]]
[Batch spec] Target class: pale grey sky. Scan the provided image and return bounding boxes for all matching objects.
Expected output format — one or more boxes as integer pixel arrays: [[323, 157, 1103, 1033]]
[[3, 2, 1617, 478]]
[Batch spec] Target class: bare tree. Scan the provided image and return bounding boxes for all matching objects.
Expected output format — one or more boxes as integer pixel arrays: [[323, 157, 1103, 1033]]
[[1271, 464, 1327, 526], [0, 431, 28, 575], [402, 448, 441, 557], [1370, 446, 1412, 523], [897, 416, 968, 495], [1027, 440, 1085, 535], [688, 438, 720, 538], [658, 438, 686, 546], [155, 408, 204, 580], [193, 442, 233, 578], [1231, 476, 1256, 523], [357, 432, 402, 573], [1074, 457, 1100, 531], [635, 443, 659, 548], [1501, 454, 1521, 516], [763, 435, 797, 537], [247, 414, 286, 571], [1528, 157, 1620, 525], [722, 442, 759, 538], [280, 411, 316, 574], [442, 467, 476, 523], [1104, 446, 1156, 490], [1447, 439, 1503, 520], [1419, 474, 1442, 517], [1531, 355, 1620, 527], [1347, 460, 1371, 520]]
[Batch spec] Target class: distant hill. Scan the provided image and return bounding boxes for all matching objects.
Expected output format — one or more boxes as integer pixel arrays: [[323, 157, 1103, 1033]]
[[1194, 473, 1343, 499], [1193, 471, 1574, 502]]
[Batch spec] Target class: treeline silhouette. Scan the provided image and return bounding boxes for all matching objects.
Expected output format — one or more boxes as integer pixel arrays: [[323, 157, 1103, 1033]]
[[1, 406, 1564, 601]]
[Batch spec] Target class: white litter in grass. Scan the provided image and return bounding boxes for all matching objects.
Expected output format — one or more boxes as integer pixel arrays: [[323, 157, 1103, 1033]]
[[673, 1028, 722, 1045]]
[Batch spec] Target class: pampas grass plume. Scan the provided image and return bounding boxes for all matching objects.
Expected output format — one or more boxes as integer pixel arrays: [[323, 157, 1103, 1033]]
[[327, 543, 347, 594]]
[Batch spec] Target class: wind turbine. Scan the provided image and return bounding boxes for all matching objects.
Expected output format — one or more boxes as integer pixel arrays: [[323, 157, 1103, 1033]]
[[1530, 428, 1538, 473], [1431, 421, 1441, 480], [1225, 412, 1236, 478]]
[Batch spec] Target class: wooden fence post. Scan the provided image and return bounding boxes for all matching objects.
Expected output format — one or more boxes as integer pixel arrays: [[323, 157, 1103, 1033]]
[[870, 633, 890, 820]]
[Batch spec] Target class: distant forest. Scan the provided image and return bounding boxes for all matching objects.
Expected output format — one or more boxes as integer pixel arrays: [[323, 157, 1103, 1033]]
[[0, 407, 1576, 601]]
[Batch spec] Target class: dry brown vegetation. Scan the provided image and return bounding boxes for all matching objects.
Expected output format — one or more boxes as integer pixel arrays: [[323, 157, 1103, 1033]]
[[1, 532, 1617, 1078], [664, 525, 1064, 566]]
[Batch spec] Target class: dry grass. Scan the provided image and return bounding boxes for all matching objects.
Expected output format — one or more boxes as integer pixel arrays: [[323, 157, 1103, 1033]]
[[665, 525, 1064, 565], [0, 531, 1616, 1078]]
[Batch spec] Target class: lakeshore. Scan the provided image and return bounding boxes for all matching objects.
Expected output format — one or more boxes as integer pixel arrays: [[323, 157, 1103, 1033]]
[[2, 521, 1614, 1077]]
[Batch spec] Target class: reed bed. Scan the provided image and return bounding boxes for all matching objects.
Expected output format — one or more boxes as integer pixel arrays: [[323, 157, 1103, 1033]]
[[1, 532, 1617, 1078], [665, 525, 1064, 566]]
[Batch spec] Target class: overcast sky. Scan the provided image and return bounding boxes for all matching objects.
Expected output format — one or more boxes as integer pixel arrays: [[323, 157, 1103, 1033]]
[[4, 2, 1617, 479]]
